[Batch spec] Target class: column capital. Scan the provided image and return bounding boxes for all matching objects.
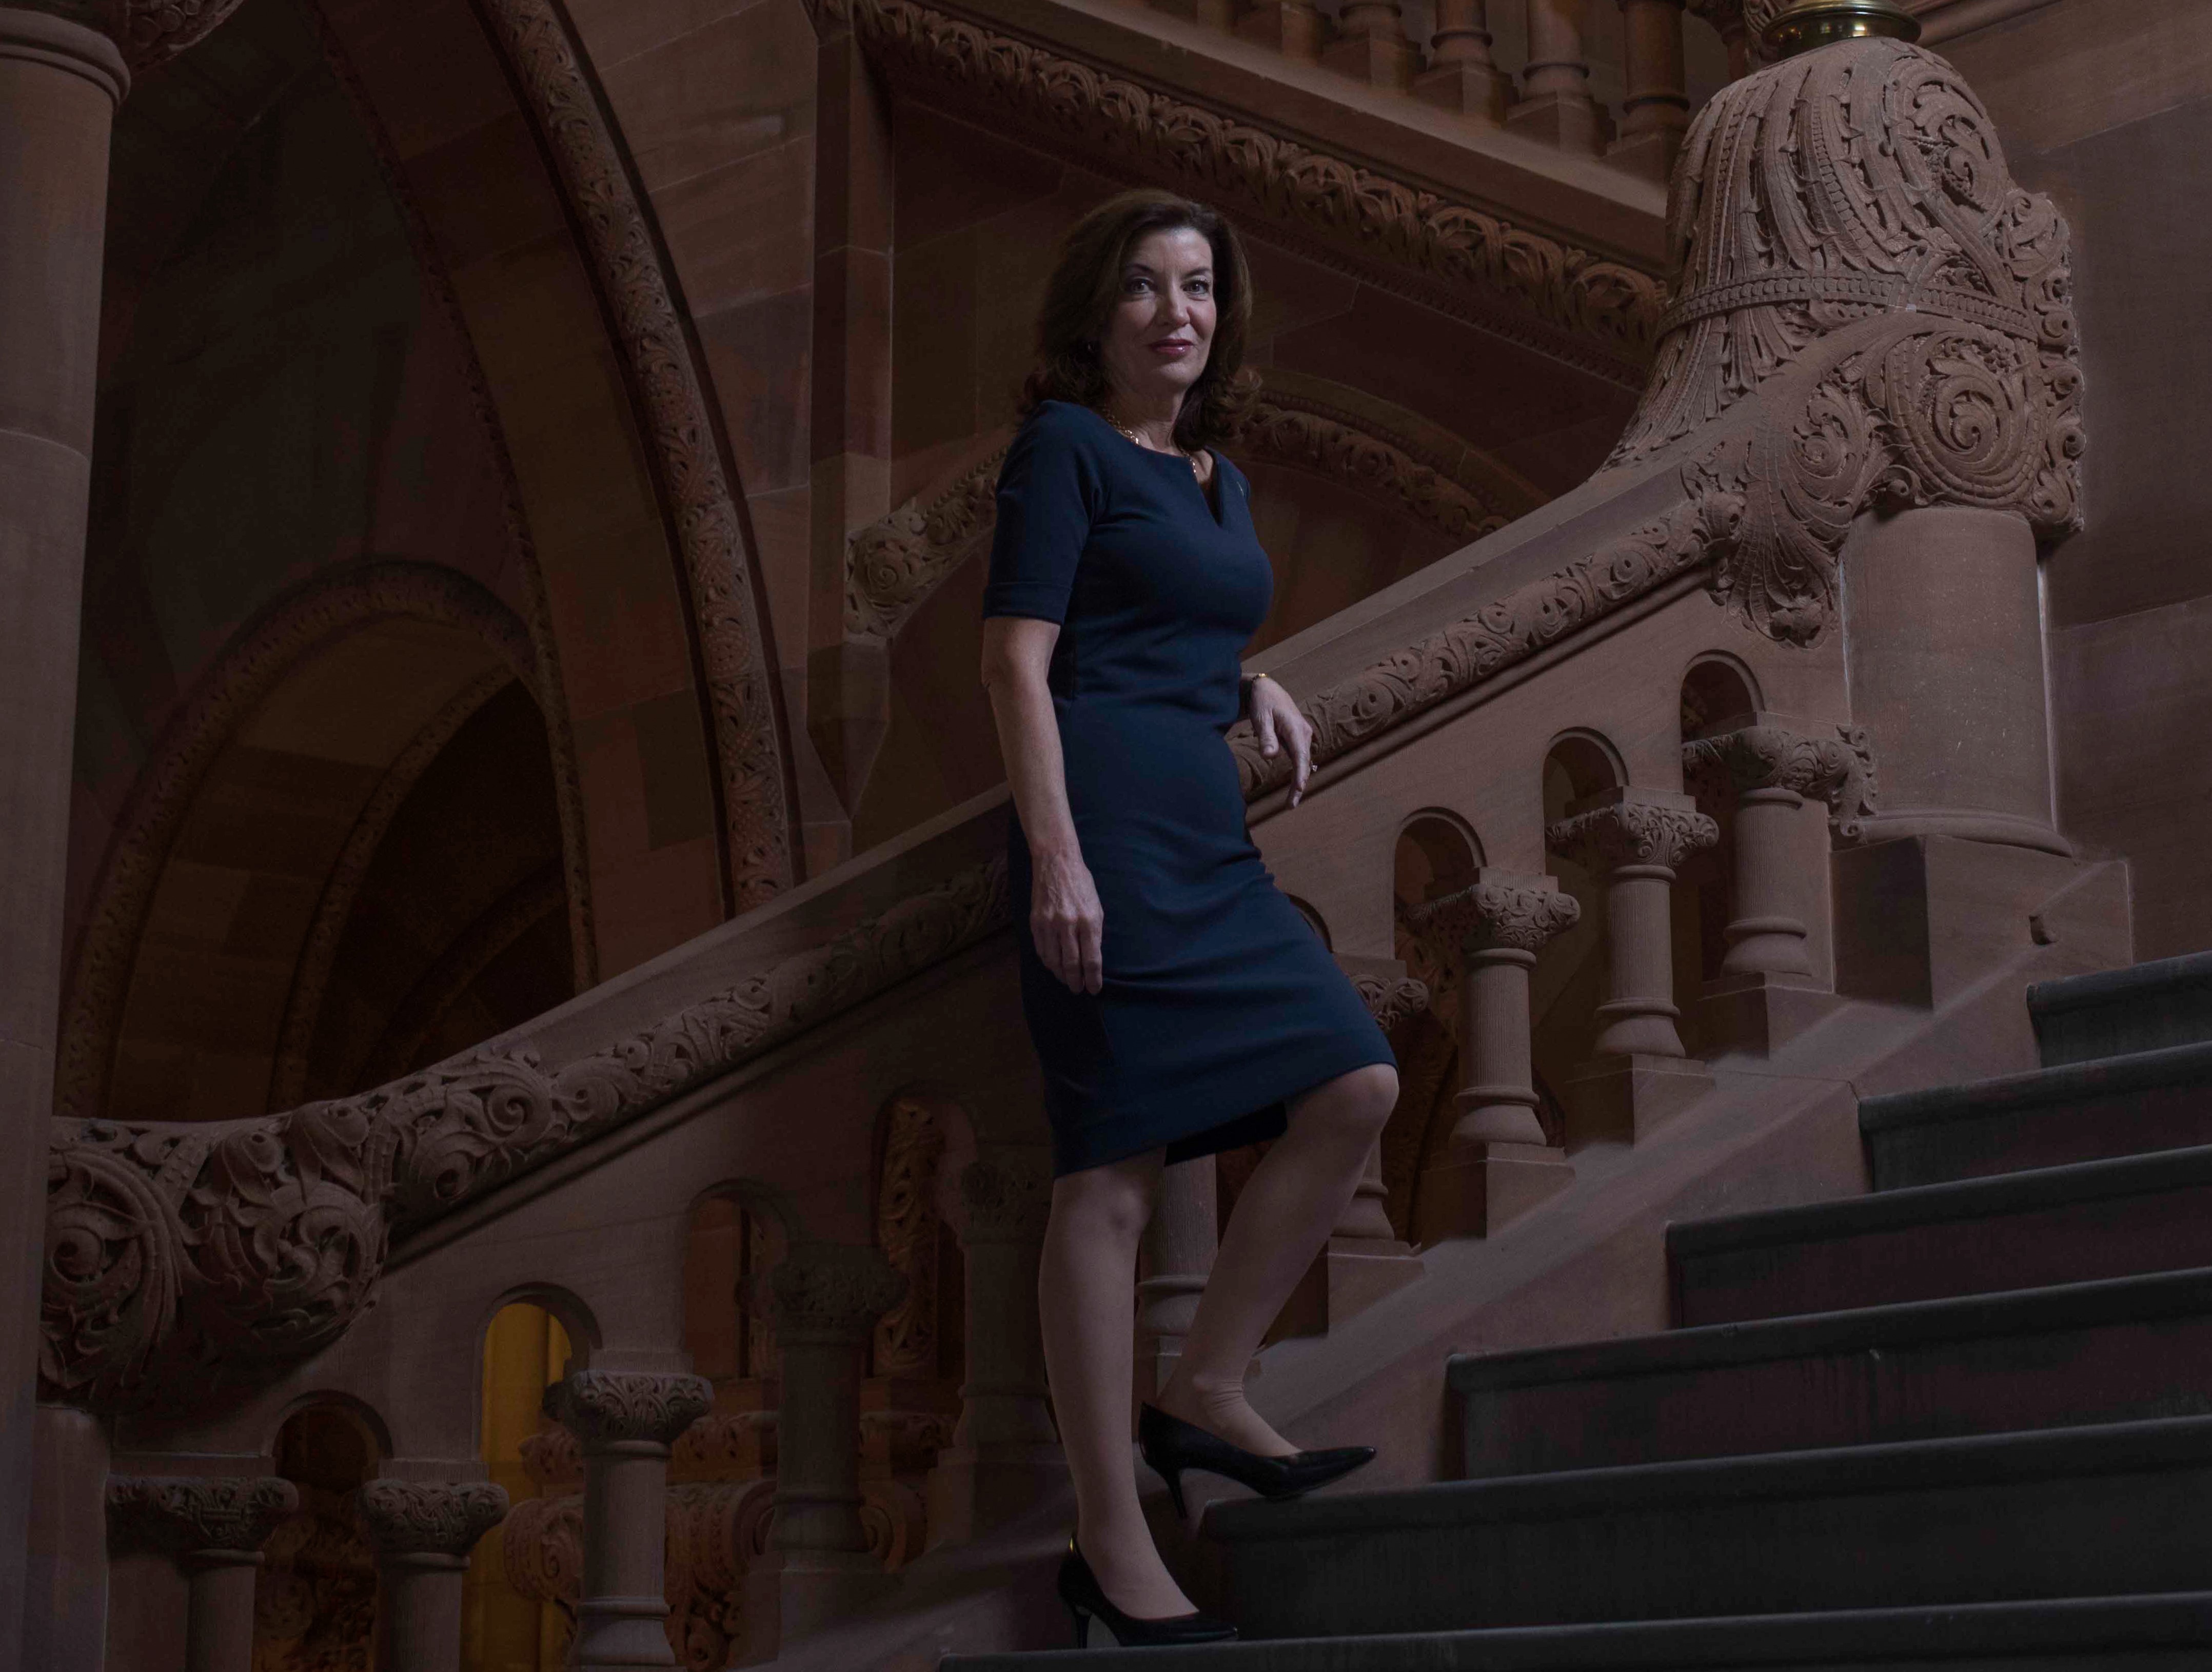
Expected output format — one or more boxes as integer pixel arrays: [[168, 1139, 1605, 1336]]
[[543, 1369, 713, 1452], [1685, 718, 1876, 817], [958, 1149, 1052, 1245], [106, 1474, 297, 1558], [1410, 871, 1582, 956], [1548, 791, 1719, 874], [357, 1479, 510, 1560], [767, 1241, 906, 1345]]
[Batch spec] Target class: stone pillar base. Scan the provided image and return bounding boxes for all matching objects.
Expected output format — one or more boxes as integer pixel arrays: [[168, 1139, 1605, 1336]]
[[1414, 1140, 1574, 1245], [1505, 89, 1610, 153], [1321, 29, 1418, 88], [925, 1446, 1071, 1547], [1606, 126, 1680, 182], [1698, 972, 1845, 1056], [1414, 59, 1511, 120], [1560, 1055, 1712, 1145], [761, 1546, 893, 1643], [1269, 1235, 1427, 1340]]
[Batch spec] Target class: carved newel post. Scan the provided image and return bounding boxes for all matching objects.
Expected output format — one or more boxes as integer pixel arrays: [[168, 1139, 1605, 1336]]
[[929, 1147, 1069, 1544], [1686, 717, 1872, 1051], [1408, 874, 1581, 1241], [1548, 789, 1718, 1140], [543, 1370, 713, 1670], [357, 1480, 509, 1672], [107, 1476, 298, 1672], [765, 1241, 906, 1640]]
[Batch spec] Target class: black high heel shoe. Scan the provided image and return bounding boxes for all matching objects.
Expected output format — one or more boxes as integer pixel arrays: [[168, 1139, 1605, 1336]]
[[1138, 1402, 1377, 1520], [1057, 1538, 1238, 1649]]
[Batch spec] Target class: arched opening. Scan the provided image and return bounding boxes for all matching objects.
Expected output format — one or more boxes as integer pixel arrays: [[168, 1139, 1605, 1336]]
[[1534, 733, 1628, 1122], [255, 1401, 384, 1672], [1681, 655, 1760, 738], [465, 1300, 578, 1672]]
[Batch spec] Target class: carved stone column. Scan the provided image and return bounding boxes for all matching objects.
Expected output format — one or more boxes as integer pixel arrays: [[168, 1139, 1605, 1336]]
[[928, 1147, 1068, 1545], [1417, 0, 1513, 119], [1136, 1156, 1215, 1399], [1507, 0, 1609, 153], [1685, 717, 1870, 1052], [357, 1480, 509, 1672], [543, 1370, 713, 1670], [763, 1242, 905, 1643], [1548, 789, 1719, 1141], [106, 1476, 297, 1672], [1610, 0, 1689, 180], [1408, 875, 1581, 1242]]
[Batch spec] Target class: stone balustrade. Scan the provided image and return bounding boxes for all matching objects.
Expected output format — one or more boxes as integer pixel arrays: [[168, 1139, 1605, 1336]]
[[357, 1480, 510, 1672]]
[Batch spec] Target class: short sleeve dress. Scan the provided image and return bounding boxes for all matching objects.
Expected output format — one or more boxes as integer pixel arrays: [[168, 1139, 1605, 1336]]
[[983, 399, 1396, 1177]]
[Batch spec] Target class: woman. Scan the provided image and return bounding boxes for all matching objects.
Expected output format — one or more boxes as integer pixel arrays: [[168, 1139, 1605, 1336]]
[[978, 189, 1400, 1649]]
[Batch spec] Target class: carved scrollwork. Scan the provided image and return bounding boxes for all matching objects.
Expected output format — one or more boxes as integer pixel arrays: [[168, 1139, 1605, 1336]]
[[767, 1243, 907, 1348], [871, 1098, 951, 1378], [45, 856, 1008, 1413], [542, 1370, 714, 1452], [957, 1150, 1053, 1246], [1231, 447, 1749, 797], [107, 1474, 299, 1556], [1547, 801, 1721, 874], [356, 1480, 510, 1559], [474, 0, 794, 909], [500, 1492, 582, 1616], [835, 0, 1664, 368], [1351, 971, 1432, 1032], [1684, 723, 1878, 830], [1408, 883, 1583, 956], [1605, 39, 2082, 644]]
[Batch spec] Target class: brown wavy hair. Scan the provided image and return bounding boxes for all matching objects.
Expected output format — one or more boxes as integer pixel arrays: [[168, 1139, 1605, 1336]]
[[1018, 189, 1259, 451]]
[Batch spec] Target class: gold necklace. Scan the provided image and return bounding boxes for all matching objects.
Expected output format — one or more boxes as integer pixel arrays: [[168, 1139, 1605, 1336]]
[[1105, 408, 1199, 479]]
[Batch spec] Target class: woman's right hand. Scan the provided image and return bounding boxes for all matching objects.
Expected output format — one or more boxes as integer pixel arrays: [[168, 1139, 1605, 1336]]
[[1031, 845, 1105, 994]]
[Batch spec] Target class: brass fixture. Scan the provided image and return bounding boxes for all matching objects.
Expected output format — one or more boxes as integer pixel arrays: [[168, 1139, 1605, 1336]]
[[1761, 0, 1922, 57]]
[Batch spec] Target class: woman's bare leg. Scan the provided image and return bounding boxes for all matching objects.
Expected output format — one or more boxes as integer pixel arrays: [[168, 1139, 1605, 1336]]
[[1156, 1063, 1399, 1457], [1037, 1149, 1196, 1618]]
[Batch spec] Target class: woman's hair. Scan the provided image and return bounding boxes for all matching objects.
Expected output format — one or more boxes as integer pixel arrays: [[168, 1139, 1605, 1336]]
[[1018, 189, 1259, 450]]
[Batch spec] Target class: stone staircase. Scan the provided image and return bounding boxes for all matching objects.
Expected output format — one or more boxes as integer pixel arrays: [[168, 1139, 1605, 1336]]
[[945, 952, 2212, 1666]]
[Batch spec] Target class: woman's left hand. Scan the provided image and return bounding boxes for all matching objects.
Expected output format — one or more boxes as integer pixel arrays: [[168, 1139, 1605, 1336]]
[[1249, 676, 1315, 807]]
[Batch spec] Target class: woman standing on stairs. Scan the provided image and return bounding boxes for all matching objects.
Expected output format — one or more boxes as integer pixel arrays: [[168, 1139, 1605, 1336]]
[[979, 188, 1399, 1649]]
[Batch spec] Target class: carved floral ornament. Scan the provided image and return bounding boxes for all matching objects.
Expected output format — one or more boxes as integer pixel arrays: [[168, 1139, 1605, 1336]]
[[1547, 800, 1722, 873], [1684, 722, 1879, 832], [107, 1475, 300, 1556], [356, 1480, 511, 1558], [765, 1242, 908, 1347], [543, 1369, 716, 1450], [1408, 882, 1582, 957], [1350, 971, 1433, 1032]]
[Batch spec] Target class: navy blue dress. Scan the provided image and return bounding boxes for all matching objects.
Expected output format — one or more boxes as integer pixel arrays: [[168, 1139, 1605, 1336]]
[[983, 399, 1396, 1176]]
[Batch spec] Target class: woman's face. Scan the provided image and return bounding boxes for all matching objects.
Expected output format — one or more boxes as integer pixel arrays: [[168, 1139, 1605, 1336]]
[[1098, 225, 1218, 414]]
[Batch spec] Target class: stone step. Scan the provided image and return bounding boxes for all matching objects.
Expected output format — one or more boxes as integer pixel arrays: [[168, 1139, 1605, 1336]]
[[1667, 1143, 2212, 1326], [1859, 1040, 2212, 1189], [1448, 1265, 2212, 1479], [943, 1594, 2212, 1668], [1206, 1416, 2212, 1638], [2031, 952, 2212, 1067]]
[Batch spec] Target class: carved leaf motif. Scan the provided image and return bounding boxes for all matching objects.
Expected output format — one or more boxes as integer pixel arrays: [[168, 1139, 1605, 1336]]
[[107, 1475, 299, 1555], [542, 1370, 714, 1451], [958, 1151, 1052, 1244], [1546, 802, 1721, 873], [1683, 723, 1879, 826], [1351, 972, 1432, 1032], [356, 1481, 510, 1558], [1407, 883, 1582, 956], [872, 1098, 949, 1377], [768, 1243, 907, 1346]]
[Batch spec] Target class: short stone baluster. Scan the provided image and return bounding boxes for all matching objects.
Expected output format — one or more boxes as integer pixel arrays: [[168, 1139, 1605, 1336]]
[[543, 1369, 714, 1670], [106, 1476, 298, 1672], [1416, 0, 1514, 119], [1407, 874, 1581, 1242], [357, 1480, 510, 1672], [1610, 0, 1689, 180], [929, 1147, 1069, 1545], [1506, 0, 1610, 153], [1685, 718, 1870, 1052], [1325, 0, 1420, 89], [1547, 789, 1719, 1142], [1137, 1156, 1216, 1398], [1236, 0, 1326, 62], [764, 1242, 907, 1641]]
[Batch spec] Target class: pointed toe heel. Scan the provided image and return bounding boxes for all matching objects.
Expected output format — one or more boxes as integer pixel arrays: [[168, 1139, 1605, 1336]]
[[1138, 1402, 1379, 1507], [1056, 1541, 1237, 1649]]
